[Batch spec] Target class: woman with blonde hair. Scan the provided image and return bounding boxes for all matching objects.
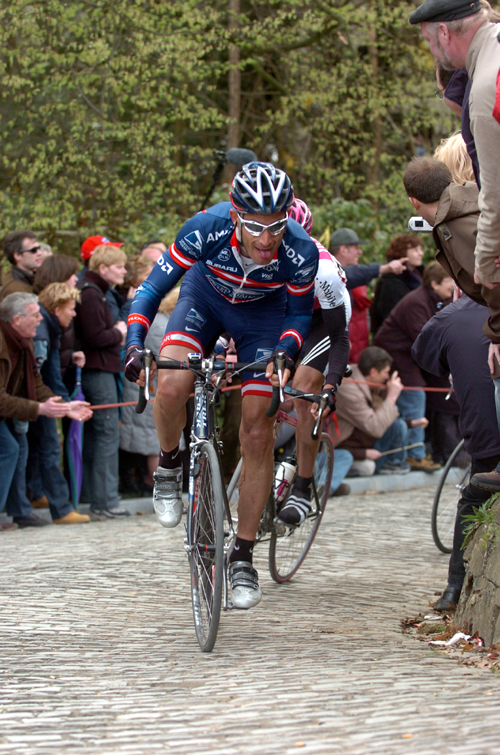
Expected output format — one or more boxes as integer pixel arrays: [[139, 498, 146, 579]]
[[434, 131, 475, 184], [75, 245, 129, 517], [28, 282, 92, 524]]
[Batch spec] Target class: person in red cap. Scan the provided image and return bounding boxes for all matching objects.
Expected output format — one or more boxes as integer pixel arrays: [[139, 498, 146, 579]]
[[78, 235, 127, 325], [80, 235, 123, 263]]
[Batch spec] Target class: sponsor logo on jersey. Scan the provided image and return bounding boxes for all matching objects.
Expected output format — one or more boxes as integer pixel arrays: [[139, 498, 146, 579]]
[[281, 240, 306, 267], [186, 308, 206, 331], [206, 260, 239, 273], [261, 273, 273, 280], [208, 275, 265, 302], [178, 230, 204, 258], [293, 263, 316, 281], [264, 260, 280, 272], [218, 248, 232, 262], [206, 229, 231, 244], [252, 347, 273, 378], [317, 279, 340, 307]]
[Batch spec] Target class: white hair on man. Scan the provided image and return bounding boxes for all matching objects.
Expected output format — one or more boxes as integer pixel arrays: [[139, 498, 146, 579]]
[[0, 292, 38, 322]]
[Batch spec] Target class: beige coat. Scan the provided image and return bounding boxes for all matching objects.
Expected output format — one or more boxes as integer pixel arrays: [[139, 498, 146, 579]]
[[466, 21, 500, 283], [335, 364, 399, 447]]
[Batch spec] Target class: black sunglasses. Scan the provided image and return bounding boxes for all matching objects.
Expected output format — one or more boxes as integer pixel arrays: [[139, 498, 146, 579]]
[[21, 245, 41, 254]]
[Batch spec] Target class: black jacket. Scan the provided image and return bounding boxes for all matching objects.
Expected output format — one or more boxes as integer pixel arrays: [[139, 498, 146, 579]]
[[412, 296, 500, 459], [370, 268, 423, 336]]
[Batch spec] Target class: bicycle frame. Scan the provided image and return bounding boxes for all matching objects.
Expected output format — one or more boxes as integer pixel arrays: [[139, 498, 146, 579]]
[[227, 407, 329, 543], [187, 361, 238, 612]]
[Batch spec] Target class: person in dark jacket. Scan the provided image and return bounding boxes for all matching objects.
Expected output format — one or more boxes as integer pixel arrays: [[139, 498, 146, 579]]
[[28, 254, 85, 507], [370, 235, 424, 336], [330, 228, 408, 362], [0, 293, 75, 528], [0, 231, 43, 302], [373, 262, 454, 472], [31, 283, 92, 524], [412, 295, 500, 610], [75, 245, 129, 518]]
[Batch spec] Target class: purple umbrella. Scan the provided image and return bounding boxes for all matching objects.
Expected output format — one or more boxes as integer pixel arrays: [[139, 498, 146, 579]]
[[65, 366, 85, 508]]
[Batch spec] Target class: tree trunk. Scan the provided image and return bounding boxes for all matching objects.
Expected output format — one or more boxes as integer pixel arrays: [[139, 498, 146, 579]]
[[224, 0, 241, 184]]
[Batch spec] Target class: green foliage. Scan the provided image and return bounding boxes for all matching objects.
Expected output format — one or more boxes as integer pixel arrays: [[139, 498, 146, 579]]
[[0, 0, 460, 251], [462, 495, 500, 550]]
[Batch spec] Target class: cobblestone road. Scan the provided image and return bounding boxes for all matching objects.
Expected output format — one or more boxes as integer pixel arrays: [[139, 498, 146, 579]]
[[2, 486, 500, 755]]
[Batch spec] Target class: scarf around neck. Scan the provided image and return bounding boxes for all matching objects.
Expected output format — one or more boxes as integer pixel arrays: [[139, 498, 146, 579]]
[[0, 320, 37, 400]]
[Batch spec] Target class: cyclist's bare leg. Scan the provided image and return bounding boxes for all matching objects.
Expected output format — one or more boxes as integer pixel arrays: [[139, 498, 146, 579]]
[[292, 364, 324, 478], [236, 394, 276, 541], [153, 344, 195, 452]]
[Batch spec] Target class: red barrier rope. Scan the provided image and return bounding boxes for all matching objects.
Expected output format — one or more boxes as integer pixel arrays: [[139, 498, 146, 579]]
[[87, 377, 450, 410]]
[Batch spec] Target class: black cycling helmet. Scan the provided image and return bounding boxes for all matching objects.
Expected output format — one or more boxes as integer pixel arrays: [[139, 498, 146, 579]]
[[230, 162, 294, 214]]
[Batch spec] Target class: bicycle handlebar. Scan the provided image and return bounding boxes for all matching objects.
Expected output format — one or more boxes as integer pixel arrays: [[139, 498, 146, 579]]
[[135, 350, 331, 439]]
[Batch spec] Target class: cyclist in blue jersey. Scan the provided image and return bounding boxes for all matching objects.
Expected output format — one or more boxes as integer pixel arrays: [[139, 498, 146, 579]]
[[125, 163, 318, 609]]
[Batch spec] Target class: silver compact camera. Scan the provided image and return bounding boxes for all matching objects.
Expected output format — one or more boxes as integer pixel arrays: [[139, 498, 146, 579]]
[[408, 216, 433, 233]]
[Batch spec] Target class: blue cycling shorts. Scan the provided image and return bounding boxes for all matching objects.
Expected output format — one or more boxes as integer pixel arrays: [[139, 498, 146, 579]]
[[160, 266, 286, 398]]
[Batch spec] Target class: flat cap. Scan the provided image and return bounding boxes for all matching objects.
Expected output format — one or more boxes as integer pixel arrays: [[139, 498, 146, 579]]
[[409, 0, 481, 24], [330, 228, 366, 247]]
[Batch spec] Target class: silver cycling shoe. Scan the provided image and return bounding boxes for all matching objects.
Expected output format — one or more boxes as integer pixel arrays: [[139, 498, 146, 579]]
[[152, 466, 183, 528], [229, 560, 262, 609]]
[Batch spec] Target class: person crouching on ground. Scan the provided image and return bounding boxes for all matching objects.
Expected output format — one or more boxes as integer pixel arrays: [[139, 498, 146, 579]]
[[335, 346, 418, 477]]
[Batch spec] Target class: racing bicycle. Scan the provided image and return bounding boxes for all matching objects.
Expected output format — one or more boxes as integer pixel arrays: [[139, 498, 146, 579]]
[[431, 438, 471, 553], [136, 349, 333, 652]]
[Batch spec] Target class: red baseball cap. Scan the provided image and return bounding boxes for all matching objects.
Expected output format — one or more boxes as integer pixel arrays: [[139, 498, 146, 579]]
[[80, 235, 123, 261]]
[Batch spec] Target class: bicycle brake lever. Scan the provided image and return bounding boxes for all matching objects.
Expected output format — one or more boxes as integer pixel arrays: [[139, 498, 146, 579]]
[[143, 348, 153, 401], [312, 392, 328, 441], [275, 352, 286, 404]]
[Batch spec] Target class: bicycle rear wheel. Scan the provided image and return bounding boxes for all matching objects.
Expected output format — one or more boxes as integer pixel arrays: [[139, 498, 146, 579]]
[[431, 439, 470, 554], [269, 432, 333, 583], [188, 441, 225, 652]]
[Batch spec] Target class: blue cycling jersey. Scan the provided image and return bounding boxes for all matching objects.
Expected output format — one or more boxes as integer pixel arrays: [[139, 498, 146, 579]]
[[126, 202, 318, 358]]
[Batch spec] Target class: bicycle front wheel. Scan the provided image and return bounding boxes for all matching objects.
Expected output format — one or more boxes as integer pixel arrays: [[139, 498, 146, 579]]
[[431, 438, 470, 554], [188, 441, 225, 652], [269, 432, 333, 583]]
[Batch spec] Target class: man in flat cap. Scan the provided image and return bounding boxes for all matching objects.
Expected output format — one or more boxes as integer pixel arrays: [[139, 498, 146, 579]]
[[411, 1, 500, 491], [410, 2, 499, 286]]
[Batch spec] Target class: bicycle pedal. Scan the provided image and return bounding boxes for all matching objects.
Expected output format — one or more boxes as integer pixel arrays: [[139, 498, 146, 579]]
[[273, 517, 295, 536]]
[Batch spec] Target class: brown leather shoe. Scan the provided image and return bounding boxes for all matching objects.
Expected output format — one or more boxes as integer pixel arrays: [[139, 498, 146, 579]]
[[408, 457, 441, 473], [53, 511, 91, 525], [31, 496, 49, 509], [471, 468, 500, 492], [0, 521, 19, 531]]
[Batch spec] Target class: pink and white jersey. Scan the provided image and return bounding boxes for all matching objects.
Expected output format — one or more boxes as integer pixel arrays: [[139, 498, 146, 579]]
[[313, 239, 351, 323]]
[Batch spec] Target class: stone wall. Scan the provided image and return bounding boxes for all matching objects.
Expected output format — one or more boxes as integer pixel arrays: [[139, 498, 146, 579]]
[[455, 497, 500, 646]]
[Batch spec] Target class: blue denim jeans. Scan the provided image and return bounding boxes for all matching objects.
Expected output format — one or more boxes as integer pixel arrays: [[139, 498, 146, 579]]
[[27, 423, 45, 500], [396, 389, 426, 460], [330, 449, 354, 494], [373, 418, 409, 472], [81, 370, 120, 510], [27, 416, 73, 520], [0, 421, 20, 514], [0, 421, 34, 518]]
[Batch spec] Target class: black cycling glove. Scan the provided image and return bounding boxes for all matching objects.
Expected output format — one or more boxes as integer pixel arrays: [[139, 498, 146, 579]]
[[124, 346, 144, 383], [321, 387, 337, 414]]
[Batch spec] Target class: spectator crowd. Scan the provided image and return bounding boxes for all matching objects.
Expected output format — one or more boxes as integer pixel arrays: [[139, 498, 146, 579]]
[[2, 0, 500, 620]]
